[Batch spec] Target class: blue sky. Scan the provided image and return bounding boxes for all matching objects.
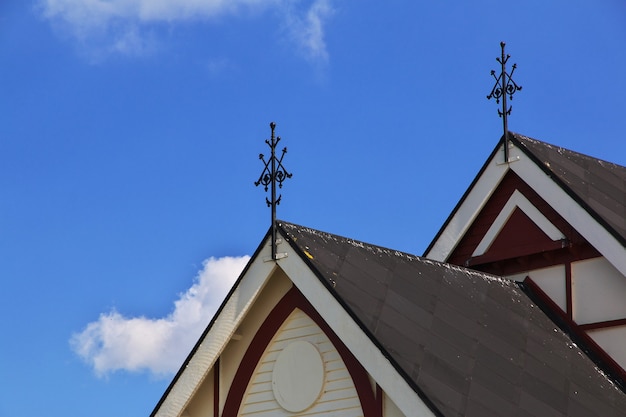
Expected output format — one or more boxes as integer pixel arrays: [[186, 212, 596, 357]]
[[2, 1, 626, 416]]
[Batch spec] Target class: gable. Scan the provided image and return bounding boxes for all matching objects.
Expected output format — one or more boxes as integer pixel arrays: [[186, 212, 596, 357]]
[[426, 135, 626, 277], [447, 171, 597, 275], [153, 230, 436, 417], [246, 309, 359, 415], [223, 287, 378, 417], [423, 134, 626, 387]]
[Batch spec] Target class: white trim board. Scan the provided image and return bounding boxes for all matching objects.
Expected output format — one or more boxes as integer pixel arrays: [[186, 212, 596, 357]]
[[472, 189, 565, 257]]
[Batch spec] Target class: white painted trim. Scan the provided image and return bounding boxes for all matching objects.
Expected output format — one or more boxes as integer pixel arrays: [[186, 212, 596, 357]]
[[472, 189, 565, 257], [279, 236, 437, 417], [508, 152, 626, 277], [426, 142, 509, 262], [154, 239, 276, 417]]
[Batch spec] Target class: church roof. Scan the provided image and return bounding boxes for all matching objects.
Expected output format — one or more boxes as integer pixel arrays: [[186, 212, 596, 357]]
[[279, 221, 626, 416]]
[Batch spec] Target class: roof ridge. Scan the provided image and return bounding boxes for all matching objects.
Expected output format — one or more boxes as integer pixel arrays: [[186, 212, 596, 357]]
[[510, 131, 626, 170], [278, 220, 519, 285]]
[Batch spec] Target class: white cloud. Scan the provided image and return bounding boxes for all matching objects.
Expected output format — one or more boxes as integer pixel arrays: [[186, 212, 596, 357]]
[[37, 0, 334, 61], [283, 0, 334, 62], [70, 255, 250, 377]]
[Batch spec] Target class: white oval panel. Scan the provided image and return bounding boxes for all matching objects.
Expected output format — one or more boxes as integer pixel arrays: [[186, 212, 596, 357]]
[[272, 340, 325, 412]]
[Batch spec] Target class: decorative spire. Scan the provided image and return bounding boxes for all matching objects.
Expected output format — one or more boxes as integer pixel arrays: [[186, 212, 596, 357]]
[[487, 41, 522, 163], [255, 122, 292, 260]]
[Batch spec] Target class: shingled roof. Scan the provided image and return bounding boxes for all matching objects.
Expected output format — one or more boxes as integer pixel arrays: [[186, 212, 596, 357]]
[[278, 221, 626, 417], [510, 133, 626, 246]]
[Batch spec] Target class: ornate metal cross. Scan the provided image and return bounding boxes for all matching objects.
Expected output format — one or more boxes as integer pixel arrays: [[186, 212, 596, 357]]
[[487, 41, 522, 163], [255, 122, 292, 260]]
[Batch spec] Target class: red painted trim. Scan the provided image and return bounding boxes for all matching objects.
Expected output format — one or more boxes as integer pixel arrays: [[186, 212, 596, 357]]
[[222, 286, 380, 417], [466, 239, 565, 267], [580, 318, 626, 331], [565, 262, 573, 320], [376, 383, 383, 415], [214, 357, 220, 417], [523, 277, 626, 388], [448, 171, 601, 276]]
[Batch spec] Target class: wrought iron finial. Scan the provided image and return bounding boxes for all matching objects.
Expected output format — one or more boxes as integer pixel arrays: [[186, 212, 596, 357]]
[[255, 122, 292, 260], [487, 41, 522, 163]]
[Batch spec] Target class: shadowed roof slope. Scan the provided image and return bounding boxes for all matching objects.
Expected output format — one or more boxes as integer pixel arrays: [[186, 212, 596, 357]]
[[279, 221, 626, 417], [512, 133, 626, 245]]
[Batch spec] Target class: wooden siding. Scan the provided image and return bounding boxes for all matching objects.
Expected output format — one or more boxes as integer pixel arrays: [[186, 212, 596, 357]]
[[239, 308, 363, 417]]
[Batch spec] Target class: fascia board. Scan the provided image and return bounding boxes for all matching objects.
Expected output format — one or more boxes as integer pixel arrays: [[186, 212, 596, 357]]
[[425, 142, 509, 261], [509, 147, 626, 277], [278, 234, 437, 417], [154, 238, 276, 417]]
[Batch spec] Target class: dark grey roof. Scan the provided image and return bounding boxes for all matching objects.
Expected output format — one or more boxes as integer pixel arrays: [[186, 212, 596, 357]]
[[279, 221, 626, 417], [510, 133, 626, 246]]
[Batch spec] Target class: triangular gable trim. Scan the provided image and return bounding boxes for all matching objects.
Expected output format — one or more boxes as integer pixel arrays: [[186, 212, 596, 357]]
[[425, 136, 626, 277], [472, 189, 565, 257]]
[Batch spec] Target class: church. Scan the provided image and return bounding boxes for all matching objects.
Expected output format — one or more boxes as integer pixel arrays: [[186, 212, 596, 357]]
[[149, 131, 626, 417]]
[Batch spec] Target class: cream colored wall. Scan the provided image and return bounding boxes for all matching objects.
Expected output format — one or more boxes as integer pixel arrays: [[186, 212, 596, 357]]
[[571, 257, 626, 324], [184, 368, 214, 417], [572, 257, 626, 372], [182, 268, 293, 417], [588, 326, 626, 370], [507, 264, 567, 311], [383, 393, 405, 417]]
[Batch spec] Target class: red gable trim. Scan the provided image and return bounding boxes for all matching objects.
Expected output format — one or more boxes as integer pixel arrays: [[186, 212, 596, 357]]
[[222, 286, 380, 417], [580, 318, 626, 332], [449, 171, 600, 276], [214, 358, 220, 417]]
